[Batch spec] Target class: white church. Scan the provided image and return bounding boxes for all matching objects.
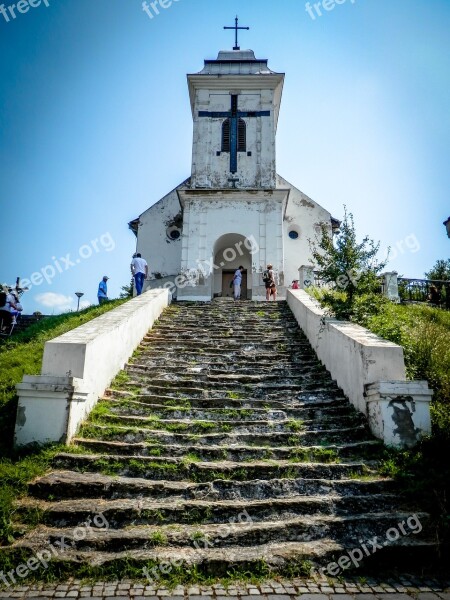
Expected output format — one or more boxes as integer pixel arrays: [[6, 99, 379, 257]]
[[129, 30, 338, 301]]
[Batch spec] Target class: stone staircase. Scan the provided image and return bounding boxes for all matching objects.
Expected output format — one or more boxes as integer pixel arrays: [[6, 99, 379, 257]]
[[14, 301, 436, 578]]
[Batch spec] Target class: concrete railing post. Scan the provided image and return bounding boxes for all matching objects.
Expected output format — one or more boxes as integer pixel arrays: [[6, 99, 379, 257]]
[[381, 271, 400, 302], [299, 265, 315, 289]]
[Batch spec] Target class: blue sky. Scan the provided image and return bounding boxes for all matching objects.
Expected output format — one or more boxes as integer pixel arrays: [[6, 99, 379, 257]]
[[0, 0, 449, 313]]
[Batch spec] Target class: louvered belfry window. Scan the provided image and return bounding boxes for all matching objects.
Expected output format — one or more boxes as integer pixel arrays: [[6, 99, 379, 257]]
[[221, 118, 246, 153]]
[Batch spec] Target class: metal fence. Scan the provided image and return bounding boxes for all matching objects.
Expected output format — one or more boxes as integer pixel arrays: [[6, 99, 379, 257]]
[[397, 278, 450, 310], [310, 271, 450, 310]]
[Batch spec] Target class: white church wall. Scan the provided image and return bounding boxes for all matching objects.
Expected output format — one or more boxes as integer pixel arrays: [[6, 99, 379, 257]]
[[279, 175, 332, 287], [177, 190, 287, 301], [136, 184, 186, 293]]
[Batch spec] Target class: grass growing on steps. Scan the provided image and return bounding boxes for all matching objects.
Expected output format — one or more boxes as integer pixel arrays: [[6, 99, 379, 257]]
[[0, 299, 127, 544]]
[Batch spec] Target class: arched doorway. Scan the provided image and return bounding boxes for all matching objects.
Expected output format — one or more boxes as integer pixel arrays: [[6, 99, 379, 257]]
[[213, 233, 254, 299]]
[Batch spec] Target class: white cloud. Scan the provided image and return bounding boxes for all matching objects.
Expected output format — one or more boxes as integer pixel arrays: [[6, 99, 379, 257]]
[[79, 299, 92, 310], [35, 293, 74, 312]]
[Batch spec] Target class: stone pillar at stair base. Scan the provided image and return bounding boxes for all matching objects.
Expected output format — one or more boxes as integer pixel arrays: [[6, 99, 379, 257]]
[[381, 271, 400, 302], [365, 380, 433, 448], [14, 376, 87, 447], [14, 289, 170, 448], [299, 265, 315, 289]]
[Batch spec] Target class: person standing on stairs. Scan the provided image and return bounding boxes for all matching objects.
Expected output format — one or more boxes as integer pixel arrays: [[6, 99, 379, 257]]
[[232, 266, 244, 301], [97, 276, 109, 305], [263, 264, 277, 301], [131, 253, 149, 296]]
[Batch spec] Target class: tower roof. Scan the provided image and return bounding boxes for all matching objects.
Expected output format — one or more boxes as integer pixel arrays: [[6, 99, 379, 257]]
[[196, 49, 279, 76]]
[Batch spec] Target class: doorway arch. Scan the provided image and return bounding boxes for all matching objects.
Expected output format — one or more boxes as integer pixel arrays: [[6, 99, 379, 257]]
[[213, 233, 254, 299]]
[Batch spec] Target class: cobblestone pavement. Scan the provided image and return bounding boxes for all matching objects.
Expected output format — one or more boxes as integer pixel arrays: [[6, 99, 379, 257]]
[[0, 578, 448, 599]]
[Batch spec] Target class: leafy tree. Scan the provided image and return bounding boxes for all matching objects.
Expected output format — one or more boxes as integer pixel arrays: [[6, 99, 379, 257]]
[[120, 278, 134, 299], [309, 207, 388, 319], [425, 259, 450, 281]]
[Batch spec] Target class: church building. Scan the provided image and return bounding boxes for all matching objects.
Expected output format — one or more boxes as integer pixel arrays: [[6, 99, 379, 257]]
[[129, 27, 337, 301]]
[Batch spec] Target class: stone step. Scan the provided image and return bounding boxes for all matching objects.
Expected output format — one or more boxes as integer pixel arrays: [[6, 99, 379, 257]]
[[9, 537, 438, 576], [127, 364, 327, 377], [117, 381, 341, 396], [28, 471, 398, 501], [124, 357, 322, 370], [90, 413, 367, 435], [141, 339, 318, 351], [79, 423, 373, 445], [15, 512, 430, 553], [101, 398, 359, 420], [52, 453, 373, 481], [102, 400, 364, 425], [72, 438, 383, 462], [16, 493, 407, 528], [124, 372, 332, 387], [104, 390, 350, 409]]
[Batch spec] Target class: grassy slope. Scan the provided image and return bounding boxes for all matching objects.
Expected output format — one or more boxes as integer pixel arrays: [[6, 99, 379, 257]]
[[0, 300, 126, 544]]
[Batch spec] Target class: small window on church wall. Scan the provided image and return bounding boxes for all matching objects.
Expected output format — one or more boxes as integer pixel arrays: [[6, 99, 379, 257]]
[[222, 119, 230, 152], [166, 226, 182, 241], [289, 230, 299, 240], [221, 119, 246, 153], [238, 119, 246, 151]]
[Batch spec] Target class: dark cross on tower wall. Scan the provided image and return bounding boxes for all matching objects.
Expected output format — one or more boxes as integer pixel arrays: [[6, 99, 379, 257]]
[[199, 95, 270, 175], [224, 16, 249, 51]]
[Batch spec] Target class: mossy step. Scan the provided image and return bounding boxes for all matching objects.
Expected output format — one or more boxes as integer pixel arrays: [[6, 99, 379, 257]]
[[121, 380, 340, 394], [81, 423, 372, 445], [92, 414, 366, 435], [52, 453, 372, 481], [15, 512, 430, 552], [124, 372, 329, 386], [127, 364, 326, 377], [6, 537, 439, 579], [16, 493, 405, 528], [103, 393, 351, 413], [29, 471, 398, 502], [72, 438, 382, 462], [101, 399, 358, 420], [103, 400, 362, 424]]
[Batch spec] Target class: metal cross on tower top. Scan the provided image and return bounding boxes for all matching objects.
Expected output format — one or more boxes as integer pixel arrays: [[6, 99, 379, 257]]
[[224, 16, 250, 51]]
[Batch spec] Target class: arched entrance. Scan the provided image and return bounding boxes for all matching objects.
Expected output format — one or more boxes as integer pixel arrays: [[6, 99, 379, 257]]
[[213, 234, 254, 300]]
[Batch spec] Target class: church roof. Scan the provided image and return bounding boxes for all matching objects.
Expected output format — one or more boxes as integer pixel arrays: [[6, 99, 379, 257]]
[[196, 49, 280, 76]]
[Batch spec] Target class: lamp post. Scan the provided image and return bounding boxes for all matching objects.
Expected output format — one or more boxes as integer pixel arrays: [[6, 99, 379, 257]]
[[75, 292, 84, 312], [444, 217, 450, 239]]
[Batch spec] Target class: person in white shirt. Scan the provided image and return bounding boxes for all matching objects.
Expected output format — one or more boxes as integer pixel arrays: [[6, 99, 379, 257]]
[[0, 288, 17, 332], [131, 253, 149, 296], [9, 290, 23, 325], [232, 266, 244, 301]]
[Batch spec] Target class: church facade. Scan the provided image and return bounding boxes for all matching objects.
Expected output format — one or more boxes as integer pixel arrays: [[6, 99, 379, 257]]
[[129, 47, 336, 301]]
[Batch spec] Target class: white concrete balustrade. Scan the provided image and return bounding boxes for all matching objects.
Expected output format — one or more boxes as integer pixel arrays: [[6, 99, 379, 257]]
[[14, 289, 171, 447], [287, 289, 432, 448]]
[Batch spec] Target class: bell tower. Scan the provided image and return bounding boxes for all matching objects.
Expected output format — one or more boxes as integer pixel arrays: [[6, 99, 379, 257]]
[[187, 48, 284, 189]]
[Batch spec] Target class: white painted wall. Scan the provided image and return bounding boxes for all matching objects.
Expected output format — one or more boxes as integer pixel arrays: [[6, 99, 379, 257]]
[[286, 290, 432, 447], [191, 88, 277, 189], [136, 183, 187, 289], [287, 290, 406, 414], [14, 290, 170, 447], [177, 190, 288, 301], [280, 175, 332, 288]]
